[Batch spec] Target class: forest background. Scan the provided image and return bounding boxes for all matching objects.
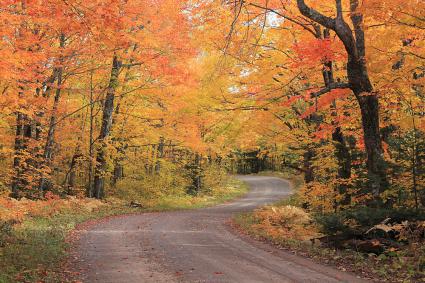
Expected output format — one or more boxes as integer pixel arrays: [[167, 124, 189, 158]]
[[0, 0, 424, 282]]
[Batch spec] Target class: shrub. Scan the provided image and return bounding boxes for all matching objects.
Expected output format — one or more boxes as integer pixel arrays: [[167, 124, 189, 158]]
[[253, 205, 320, 241], [113, 162, 190, 203], [315, 207, 425, 238]]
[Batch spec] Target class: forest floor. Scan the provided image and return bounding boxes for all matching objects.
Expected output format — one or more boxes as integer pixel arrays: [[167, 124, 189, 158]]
[[0, 178, 247, 283], [70, 176, 364, 283]]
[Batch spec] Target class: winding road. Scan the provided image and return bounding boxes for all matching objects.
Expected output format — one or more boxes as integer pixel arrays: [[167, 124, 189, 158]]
[[74, 176, 366, 283]]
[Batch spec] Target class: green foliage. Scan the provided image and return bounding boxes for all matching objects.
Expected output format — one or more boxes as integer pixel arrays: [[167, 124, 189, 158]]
[[112, 160, 234, 205], [0, 220, 15, 248], [199, 163, 229, 195], [114, 162, 190, 202], [0, 201, 140, 282], [315, 207, 425, 237]]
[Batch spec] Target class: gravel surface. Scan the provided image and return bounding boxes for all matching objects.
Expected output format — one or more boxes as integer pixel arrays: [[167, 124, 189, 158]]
[[74, 176, 367, 283]]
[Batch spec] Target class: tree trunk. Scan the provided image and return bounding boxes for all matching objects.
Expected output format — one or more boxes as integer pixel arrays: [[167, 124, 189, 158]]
[[303, 148, 314, 183], [64, 151, 81, 195], [194, 153, 202, 194], [322, 28, 352, 186], [93, 55, 122, 199], [297, 0, 388, 201], [11, 113, 25, 198], [357, 94, 387, 197], [38, 34, 65, 192], [155, 137, 165, 174], [39, 70, 63, 190], [87, 69, 95, 197]]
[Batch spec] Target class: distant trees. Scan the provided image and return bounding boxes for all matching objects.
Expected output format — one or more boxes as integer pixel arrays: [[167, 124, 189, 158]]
[[196, 0, 424, 209], [0, 0, 423, 210]]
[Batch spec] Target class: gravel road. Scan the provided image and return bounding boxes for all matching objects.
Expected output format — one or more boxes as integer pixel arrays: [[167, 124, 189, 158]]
[[75, 176, 366, 283]]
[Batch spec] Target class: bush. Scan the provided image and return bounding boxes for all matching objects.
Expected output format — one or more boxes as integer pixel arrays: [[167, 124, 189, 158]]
[[315, 207, 425, 238], [200, 163, 229, 195], [113, 162, 190, 203], [253, 205, 320, 241]]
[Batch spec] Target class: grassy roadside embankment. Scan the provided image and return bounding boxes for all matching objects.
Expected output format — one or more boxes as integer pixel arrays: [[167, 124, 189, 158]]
[[232, 172, 425, 282], [0, 177, 247, 283]]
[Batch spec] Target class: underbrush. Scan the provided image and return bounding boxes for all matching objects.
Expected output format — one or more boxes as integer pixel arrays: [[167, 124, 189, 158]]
[[232, 173, 425, 282], [234, 206, 425, 282], [0, 177, 247, 283]]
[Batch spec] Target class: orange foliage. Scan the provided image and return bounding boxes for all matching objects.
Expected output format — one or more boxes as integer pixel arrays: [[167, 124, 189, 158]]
[[0, 195, 104, 223]]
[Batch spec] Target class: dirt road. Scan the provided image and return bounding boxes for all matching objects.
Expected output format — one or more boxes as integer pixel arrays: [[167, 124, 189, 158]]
[[75, 176, 366, 282]]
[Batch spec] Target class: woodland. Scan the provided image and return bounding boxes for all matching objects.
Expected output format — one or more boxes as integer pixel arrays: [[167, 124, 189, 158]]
[[0, 0, 424, 282]]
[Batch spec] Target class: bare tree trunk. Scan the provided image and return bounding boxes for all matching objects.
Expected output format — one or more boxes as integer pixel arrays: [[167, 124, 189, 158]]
[[93, 55, 122, 199]]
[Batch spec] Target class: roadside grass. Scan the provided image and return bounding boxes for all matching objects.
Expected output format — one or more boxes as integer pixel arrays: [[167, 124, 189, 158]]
[[233, 210, 424, 282], [143, 177, 248, 211], [0, 177, 247, 283], [233, 212, 373, 279], [232, 172, 424, 282]]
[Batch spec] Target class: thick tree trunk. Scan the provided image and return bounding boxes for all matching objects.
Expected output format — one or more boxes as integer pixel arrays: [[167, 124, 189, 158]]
[[297, 0, 388, 201], [357, 94, 387, 197], [93, 55, 122, 199]]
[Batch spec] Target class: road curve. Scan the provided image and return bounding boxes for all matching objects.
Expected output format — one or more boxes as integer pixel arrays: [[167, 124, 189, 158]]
[[74, 176, 366, 283]]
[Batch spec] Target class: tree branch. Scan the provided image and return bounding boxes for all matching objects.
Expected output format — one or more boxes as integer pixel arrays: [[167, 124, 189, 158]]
[[248, 2, 317, 36], [296, 0, 336, 30], [310, 82, 350, 98]]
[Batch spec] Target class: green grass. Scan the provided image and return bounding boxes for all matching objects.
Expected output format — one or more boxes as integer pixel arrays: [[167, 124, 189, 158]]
[[0, 177, 247, 283], [148, 178, 248, 211], [0, 205, 135, 283]]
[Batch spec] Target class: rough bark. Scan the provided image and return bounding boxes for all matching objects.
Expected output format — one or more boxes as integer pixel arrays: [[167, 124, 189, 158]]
[[297, 0, 388, 199], [110, 58, 135, 186], [93, 55, 122, 199]]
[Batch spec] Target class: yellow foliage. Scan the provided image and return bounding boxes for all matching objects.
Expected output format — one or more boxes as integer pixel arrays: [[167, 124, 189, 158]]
[[253, 205, 320, 241]]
